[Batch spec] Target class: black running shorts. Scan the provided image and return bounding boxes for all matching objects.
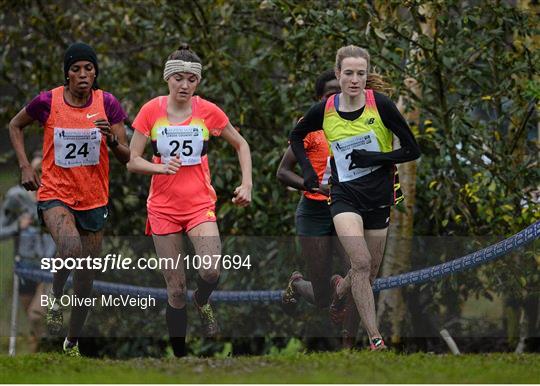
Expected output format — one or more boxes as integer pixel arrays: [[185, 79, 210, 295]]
[[37, 200, 108, 232], [329, 199, 390, 229]]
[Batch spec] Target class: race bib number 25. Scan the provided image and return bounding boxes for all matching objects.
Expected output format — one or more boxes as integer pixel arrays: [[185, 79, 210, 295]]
[[156, 125, 204, 165], [54, 128, 101, 168], [331, 131, 382, 182]]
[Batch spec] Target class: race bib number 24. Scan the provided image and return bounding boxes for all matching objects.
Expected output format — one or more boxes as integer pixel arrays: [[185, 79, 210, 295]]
[[54, 128, 101, 168]]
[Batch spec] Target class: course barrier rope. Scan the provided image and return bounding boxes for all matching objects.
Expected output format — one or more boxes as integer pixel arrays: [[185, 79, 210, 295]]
[[14, 220, 539, 303]]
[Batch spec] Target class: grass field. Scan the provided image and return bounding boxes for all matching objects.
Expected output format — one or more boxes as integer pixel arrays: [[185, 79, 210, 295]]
[[1, 351, 539, 383]]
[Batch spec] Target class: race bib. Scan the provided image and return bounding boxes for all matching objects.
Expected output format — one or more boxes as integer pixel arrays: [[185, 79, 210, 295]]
[[54, 128, 101, 168], [330, 131, 382, 182], [156, 125, 204, 165]]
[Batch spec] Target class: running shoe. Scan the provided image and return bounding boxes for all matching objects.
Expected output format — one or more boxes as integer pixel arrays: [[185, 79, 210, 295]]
[[193, 291, 219, 337], [46, 290, 63, 335], [370, 337, 387, 351], [329, 275, 348, 325], [281, 271, 303, 316], [63, 338, 81, 357]]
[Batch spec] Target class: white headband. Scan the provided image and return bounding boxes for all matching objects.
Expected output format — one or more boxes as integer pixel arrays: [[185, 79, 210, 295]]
[[163, 60, 202, 81]]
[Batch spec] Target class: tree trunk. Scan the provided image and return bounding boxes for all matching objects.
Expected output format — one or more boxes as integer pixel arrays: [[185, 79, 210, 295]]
[[377, 159, 417, 344], [376, 4, 433, 346]]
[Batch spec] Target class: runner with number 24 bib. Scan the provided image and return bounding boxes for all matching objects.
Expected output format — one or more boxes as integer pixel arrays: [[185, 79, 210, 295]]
[[8, 42, 130, 357]]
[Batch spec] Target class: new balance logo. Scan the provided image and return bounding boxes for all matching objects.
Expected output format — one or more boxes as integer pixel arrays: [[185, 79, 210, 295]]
[[86, 113, 99, 119], [367, 118, 375, 125]]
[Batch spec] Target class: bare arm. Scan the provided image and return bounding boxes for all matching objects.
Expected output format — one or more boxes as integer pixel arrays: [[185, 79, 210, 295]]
[[276, 146, 329, 196], [276, 146, 305, 190], [94, 119, 131, 164], [220, 122, 252, 207], [126, 130, 180, 175], [8, 108, 40, 190]]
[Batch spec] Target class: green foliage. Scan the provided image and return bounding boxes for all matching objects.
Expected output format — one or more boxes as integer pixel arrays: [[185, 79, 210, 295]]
[[267, 337, 304, 356], [1, 0, 538, 354], [3, 1, 536, 234]]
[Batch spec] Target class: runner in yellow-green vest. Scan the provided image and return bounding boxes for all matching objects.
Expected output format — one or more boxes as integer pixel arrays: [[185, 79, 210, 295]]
[[289, 45, 420, 351]]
